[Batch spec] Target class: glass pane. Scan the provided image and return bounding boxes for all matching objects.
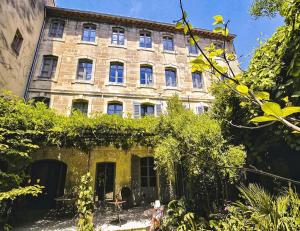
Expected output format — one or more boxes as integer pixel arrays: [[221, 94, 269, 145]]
[[149, 177, 156, 187], [72, 102, 88, 115], [148, 157, 154, 166], [146, 106, 154, 115], [141, 177, 148, 187], [90, 30, 96, 42], [83, 29, 89, 40], [119, 34, 124, 45], [140, 158, 148, 166], [141, 167, 148, 176], [112, 33, 118, 44]]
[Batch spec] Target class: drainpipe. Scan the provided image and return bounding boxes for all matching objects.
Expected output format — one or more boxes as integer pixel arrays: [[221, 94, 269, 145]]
[[24, 6, 47, 100]]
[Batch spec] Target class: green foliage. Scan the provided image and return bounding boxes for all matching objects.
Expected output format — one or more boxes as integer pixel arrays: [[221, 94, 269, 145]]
[[210, 184, 300, 230], [76, 172, 95, 231], [155, 96, 246, 183], [0, 92, 55, 194], [0, 185, 43, 201], [154, 96, 246, 212], [250, 0, 285, 18], [211, 0, 300, 154], [162, 199, 207, 231]]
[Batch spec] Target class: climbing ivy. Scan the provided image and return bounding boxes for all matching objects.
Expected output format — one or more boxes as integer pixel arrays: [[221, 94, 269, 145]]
[[76, 172, 95, 231]]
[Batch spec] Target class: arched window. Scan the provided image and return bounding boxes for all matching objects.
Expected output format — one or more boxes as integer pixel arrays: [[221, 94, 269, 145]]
[[32, 97, 50, 108], [77, 59, 93, 80], [139, 31, 152, 48], [82, 23, 96, 42], [109, 62, 124, 83], [140, 65, 153, 85], [141, 104, 155, 117], [163, 35, 174, 51], [49, 19, 65, 38], [165, 68, 177, 87], [40, 55, 58, 79], [111, 27, 125, 45], [72, 100, 88, 115], [107, 102, 123, 116], [192, 72, 203, 88]]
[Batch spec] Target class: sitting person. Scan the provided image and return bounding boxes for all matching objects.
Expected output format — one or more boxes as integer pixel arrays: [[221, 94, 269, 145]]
[[149, 200, 164, 231]]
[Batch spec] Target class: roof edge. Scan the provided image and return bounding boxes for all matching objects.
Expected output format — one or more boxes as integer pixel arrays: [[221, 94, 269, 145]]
[[45, 6, 236, 40]]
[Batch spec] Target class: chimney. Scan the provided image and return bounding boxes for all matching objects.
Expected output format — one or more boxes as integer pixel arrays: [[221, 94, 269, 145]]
[[44, 0, 56, 7]]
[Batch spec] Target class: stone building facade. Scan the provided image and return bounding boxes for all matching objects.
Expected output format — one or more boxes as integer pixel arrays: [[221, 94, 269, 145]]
[[27, 7, 240, 117], [26, 6, 240, 206], [0, 0, 55, 97]]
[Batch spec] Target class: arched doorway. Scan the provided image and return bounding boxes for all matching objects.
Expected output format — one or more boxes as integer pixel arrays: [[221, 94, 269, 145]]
[[30, 159, 67, 208]]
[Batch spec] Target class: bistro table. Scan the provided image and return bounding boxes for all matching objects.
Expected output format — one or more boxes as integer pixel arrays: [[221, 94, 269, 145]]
[[107, 200, 127, 225], [54, 197, 76, 207]]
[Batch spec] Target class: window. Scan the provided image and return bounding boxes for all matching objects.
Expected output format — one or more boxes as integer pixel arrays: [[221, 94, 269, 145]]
[[196, 104, 205, 114], [107, 103, 123, 116], [109, 62, 124, 83], [214, 42, 223, 50], [82, 24, 96, 42], [163, 36, 174, 51], [112, 27, 125, 45], [40, 55, 58, 79], [11, 29, 23, 55], [187, 38, 198, 54], [141, 157, 156, 187], [165, 68, 177, 87], [139, 31, 152, 48], [141, 104, 155, 117], [49, 20, 65, 38], [32, 97, 50, 108], [133, 103, 161, 118], [192, 72, 203, 88], [72, 100, 88, 115], [140, 65, 153, 85], [77, 59, 93, 80]]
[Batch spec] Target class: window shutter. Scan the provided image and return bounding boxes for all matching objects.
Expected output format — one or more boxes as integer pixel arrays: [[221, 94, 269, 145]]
[[156, 104, 162, 116], [196, 104, 204, 114], [131, 155, 141, 204], [133, 102, 141, 118]]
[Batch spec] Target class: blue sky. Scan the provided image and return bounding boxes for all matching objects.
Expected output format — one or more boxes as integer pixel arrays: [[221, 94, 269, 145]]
[[56, 0, 283, 69]]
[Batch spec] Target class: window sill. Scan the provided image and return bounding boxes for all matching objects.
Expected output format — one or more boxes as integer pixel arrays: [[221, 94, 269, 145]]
[[137, 47, 154, 52], [105, 83, 126, 87], [213, 56, 224, 61], [71, 80, 94, 85], [138, 84, 157, 89], [45, 37, 66, 43], [108, 44, 127, 49], [188, 53, 199, 57], [34, 77, 57, 83], [163, 50, 176, 54], [191, 88, 206, 93], [163, 86, 181, 91], [77, 41, 98, 46]]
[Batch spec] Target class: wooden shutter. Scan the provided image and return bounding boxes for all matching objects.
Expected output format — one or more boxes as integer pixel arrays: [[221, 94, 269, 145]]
[[133, 102, 141, 118], [156, 104, 162, 116], [131, 155, 141, 205]]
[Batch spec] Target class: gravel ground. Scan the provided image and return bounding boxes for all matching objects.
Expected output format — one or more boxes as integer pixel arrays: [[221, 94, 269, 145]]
[[13, 206, 151, 231]]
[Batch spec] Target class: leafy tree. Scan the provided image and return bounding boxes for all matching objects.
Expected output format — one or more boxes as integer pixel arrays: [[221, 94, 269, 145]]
[[154, 96, 246, 213], [250, 0, 284, 18], [176, 0, 300, 132]]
